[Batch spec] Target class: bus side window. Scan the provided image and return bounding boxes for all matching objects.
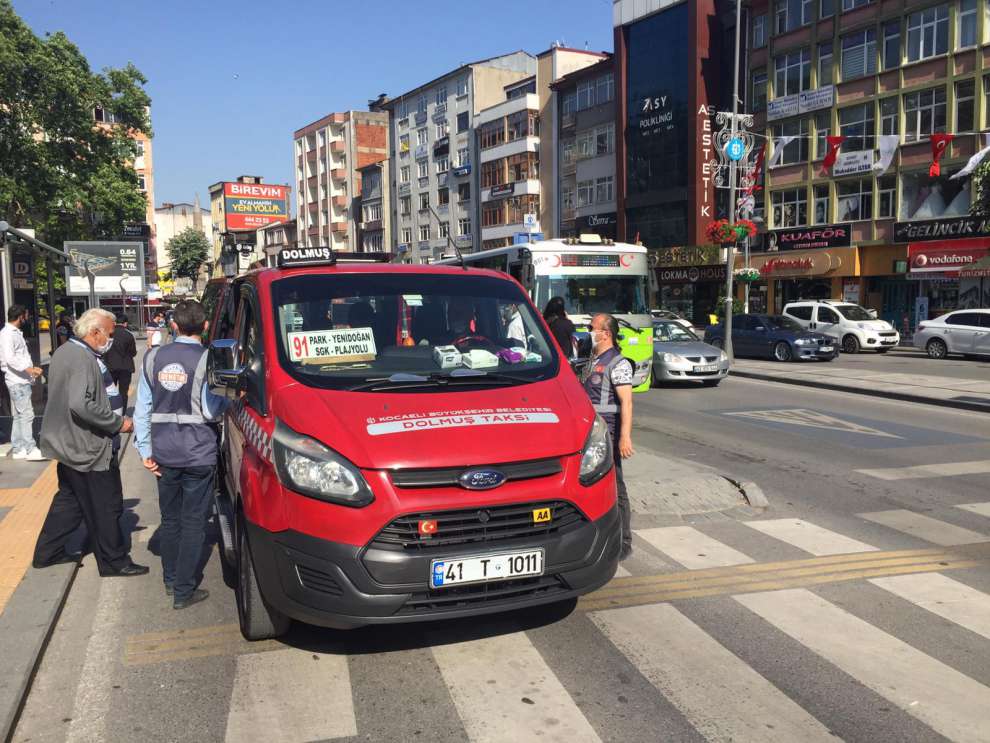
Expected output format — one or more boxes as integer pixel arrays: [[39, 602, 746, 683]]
[[509, 263, 523, 283]]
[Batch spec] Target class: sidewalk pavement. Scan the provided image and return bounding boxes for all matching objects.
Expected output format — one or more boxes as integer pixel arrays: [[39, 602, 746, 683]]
[[731, 358, 990, 412]]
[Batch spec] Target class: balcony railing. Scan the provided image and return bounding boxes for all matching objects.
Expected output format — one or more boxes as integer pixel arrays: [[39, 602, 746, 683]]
[[561, 112, 576, 129], [398, 182, 411, 195], [330, 221, 348, 233], [415, 111, 427, 125], [330, 140, 346, 154], [452, 164, 471, 177], [433, 103, 448, 119], [414, 144, 429, 159]]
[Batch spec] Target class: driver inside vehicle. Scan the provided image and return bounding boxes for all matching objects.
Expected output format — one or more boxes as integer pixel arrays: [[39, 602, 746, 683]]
[[446, 297, 479, 346]]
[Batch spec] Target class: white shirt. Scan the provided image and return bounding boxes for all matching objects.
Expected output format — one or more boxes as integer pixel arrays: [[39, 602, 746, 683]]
[[506, 311, 526, 348], [0, 323, 35, 386]]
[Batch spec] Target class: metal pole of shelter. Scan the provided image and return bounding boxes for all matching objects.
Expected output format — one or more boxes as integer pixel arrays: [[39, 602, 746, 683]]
[[722, 0, 743, 362]]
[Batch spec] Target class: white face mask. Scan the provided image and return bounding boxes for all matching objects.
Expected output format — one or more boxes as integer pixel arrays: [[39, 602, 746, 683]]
[[590, 330, 605, 347], [97, 337, 113, 355]]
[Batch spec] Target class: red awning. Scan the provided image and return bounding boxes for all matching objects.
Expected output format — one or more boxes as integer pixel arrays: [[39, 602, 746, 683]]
[[907, 238, 990, 275]]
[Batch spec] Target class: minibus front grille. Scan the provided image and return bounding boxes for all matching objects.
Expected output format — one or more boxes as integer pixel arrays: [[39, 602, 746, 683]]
[[389, 457, 562, 489]]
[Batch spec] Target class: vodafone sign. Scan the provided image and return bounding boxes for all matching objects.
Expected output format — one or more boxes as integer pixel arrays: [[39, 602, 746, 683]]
[[907, 239, 990, 275]]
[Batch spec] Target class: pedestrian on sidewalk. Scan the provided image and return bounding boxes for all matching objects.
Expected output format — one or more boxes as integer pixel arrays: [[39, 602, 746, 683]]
[[55, 313, 74, 348], [0, 304, 46, 460], [543, 296, 577, 358], [580, 313, 635, 560], [104, 314, 137, 411], [32, 308, 148, 576], [134, 299, 229, 610]]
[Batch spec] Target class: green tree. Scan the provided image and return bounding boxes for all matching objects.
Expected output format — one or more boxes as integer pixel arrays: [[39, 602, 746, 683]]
[[0, 0, 152, 246], [971, 160, 990, 217], [166, 227, 211, 282]]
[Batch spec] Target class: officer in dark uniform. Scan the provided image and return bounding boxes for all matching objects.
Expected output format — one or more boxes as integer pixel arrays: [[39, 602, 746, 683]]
[[133, 300, 229, 609], [581, 313, 635, 559]]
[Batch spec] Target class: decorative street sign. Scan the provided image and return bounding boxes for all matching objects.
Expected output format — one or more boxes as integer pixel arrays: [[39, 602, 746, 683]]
[[726, 138, 745, 161]]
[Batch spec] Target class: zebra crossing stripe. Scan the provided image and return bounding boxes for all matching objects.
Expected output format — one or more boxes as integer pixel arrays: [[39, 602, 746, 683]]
[[736, 588, 990, 743], [432, 632, 600, 743], [635, 526, 755, 569], [224, 647, 357, 742], [591, 603, 835, 742], [859, 510, 990, 546], [744, 518, 878, 556], [870, 573, 990, 641], [855, 460, 990, 480], [957, 502, 990, 518]]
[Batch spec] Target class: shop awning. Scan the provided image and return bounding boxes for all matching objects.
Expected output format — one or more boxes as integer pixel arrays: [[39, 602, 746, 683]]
[[908, 238, 990, 276]]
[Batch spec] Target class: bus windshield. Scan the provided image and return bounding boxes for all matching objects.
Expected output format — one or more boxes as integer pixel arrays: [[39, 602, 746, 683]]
[[534, 275, 649, 316]]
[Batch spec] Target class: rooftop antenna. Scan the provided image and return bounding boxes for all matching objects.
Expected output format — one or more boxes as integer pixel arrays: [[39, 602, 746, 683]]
[[427, 204, 466, 269]]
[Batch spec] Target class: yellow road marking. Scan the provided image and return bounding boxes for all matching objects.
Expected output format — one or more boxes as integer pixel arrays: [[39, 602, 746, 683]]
[[123, 623, 283, 666], [0, 463, 59, 614]]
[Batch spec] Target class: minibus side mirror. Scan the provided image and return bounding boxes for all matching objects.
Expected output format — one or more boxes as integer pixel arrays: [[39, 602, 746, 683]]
[[208, 338, 244, 399]]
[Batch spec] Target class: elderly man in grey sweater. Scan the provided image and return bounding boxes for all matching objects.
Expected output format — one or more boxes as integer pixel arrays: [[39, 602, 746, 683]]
[[32, 308, 148, 576]]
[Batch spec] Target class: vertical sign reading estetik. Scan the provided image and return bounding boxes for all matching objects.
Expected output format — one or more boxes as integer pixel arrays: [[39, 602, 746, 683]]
[[698, 105, 715, 221]]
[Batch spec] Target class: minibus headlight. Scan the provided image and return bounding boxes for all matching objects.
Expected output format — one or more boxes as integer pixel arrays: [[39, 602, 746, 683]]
[[579, 414, 613, 486], [273, 420, 374, 507]]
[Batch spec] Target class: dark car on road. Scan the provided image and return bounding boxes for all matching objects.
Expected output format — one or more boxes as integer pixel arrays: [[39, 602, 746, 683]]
[[704, 314, 838, 362]]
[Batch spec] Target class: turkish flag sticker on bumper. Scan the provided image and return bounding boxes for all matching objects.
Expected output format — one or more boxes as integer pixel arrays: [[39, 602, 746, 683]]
[[418, 519, 438, 537]]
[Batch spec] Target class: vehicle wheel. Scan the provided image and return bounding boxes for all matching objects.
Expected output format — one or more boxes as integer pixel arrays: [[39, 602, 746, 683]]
[[926, 339, 948, 360], [236, 516, 290, 641], [701, 379, 721, 387], [841, 334, 861, 354], [773, 341, 793, 362]]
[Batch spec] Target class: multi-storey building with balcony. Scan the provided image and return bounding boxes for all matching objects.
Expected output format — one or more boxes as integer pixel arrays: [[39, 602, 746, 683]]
[[358, 160, 391, 252], [552, 56, 617, 239], [293, 110, 388, 250], [383, 52, 536, 263], [746, 0, 990, 328]]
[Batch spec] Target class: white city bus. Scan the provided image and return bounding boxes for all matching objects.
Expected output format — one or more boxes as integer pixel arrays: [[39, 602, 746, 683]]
[[438, 235, 656, 390]]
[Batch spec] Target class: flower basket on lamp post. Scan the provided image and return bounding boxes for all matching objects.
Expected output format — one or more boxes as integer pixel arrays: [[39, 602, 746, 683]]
[[705, 219, 758, 245], [734, 267, 761, 283]]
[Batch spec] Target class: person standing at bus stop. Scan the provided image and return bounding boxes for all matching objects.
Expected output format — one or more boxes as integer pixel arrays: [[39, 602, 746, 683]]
[[104, 314, 137, 411], [134, 299, 229, 610], [0, 305, 46, 460], [582, 313, 635, 560]]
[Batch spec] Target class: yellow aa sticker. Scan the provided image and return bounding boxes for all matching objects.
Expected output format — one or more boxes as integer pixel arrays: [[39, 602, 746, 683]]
[[532, 507, 552, 524]]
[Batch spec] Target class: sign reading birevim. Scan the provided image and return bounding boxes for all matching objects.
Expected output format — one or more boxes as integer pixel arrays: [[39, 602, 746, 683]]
[[223, 182, 289, 231]]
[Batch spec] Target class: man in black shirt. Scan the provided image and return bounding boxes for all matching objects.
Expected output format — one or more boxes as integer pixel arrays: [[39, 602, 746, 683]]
[[104, 314, 137, 411]]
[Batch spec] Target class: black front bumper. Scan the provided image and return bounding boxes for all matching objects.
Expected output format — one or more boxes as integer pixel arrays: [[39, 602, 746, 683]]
[[246, 504, 620, 629]]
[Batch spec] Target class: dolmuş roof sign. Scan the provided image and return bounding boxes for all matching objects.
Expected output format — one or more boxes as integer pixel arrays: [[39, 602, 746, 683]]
[[223, 182, 289, 231]]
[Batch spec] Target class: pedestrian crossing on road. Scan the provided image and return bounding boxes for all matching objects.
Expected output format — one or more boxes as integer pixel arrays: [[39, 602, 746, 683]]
[[137, 502, 990, 743], [855, 459, 990, 481]]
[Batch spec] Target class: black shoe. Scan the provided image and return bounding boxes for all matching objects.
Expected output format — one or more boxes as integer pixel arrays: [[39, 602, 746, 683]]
[[32, 552, 82, 569], [173, 589, 209, 610], [165, 584, 174, 597], [102, 562, 150, 577]]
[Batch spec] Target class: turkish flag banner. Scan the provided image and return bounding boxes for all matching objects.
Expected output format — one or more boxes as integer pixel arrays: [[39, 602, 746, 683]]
[[821, 135, 846, 173], [929, 134, 955, 177]]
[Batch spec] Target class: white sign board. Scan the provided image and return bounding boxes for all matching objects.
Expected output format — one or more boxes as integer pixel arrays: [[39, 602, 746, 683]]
[[523, 213, 538, 229], [832, 150, 874, 177], [767, 85, 835, 122], [287, 327, 377, 365], [64, 241, 145, 296]]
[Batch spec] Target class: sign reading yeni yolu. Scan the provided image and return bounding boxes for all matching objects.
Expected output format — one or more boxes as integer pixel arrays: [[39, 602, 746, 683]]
[[223, 182, 289, 231]]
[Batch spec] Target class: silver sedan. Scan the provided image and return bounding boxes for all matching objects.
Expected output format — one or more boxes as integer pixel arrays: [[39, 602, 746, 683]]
[[652, 320, 731, 387]]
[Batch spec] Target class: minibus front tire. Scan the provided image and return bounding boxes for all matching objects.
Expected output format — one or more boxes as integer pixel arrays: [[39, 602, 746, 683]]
[[237, 515, 291, 641]]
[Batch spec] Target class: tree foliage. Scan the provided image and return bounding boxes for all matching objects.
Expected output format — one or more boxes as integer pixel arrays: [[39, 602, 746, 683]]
[[971, 161, 990, 217], [166, 227, 211, 281], [0, 0, 152, 246]]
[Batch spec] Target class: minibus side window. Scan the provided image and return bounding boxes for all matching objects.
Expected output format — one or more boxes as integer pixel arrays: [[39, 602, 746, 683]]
[[236, 289, 267, 416]]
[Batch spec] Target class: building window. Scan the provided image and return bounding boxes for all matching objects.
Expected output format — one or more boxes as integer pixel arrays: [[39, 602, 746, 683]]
[[596, 73, 614, 104], [400, 165, 410, 183], [841, 0, 871, 9], [417, 160, 429, 179], [506, 195, 539, 225], [775, 0, 812, 34], [137, 174, 146, 191], [419, 224, 431, 241], [398, 100, 409, 119], [456, 147, 470, 167], [479, 120, 505, 149], [958, 0, 977, 48], [508, 152, 536, 181], [882, 20, 901, 70], [577, 80, 595, 110], [135, 140, 145, 158], [771, 118, 810, 164], [753, 14, 768, 48], [576, 128, 594, 159], [482, 201, 504, 227], [820, 0, 834, 18], [507, 110, 536, 141], [438, 221, 449, 238], [907, 5, 949, 62], [595, 175, 614, 203], [818, 43, 833, 86], [417, 95, 428, 114], [435, 122, 449, 139], [839, 103, 875, 151], [814, 111, 831, 159], [956, 79, 975, 133], [399, 196, 411, 216], [458, 182, 471, 201], [436, 86, 447, 106], [877, 176, 896, 218], [364, 203, 383, 222], [481, 159, 505, 188], [562, 183, 575, 212], [752, 70, 768, 111], [813, 184, 831, 223], [837, 178, 872, 221], [457, 112, 469, 132], [880, 97, 899, 135], [774, 48, 811, 97], [577, 179, 594, 207], [438, 188, 450, 207], [436, 156, 449, 174], [458, 217, 471, 236], [562, 92, 577, 117], [399, 133, 410, 155], [419, 193, 430, 211], [456, 77, 469, 97], [984, 77, 990, 128], [401, 227, 412, 244], [417, 128, 428, 146], [772, 188, 808, 227], [841, 29, 877, 80], [904, 87, 947, 142]]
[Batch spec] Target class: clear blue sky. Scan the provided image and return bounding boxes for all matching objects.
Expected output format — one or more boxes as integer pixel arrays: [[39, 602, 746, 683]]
[[14, 0, 614, 211]]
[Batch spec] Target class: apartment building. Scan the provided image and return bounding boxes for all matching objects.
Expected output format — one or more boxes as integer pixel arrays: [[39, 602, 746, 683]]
[[209, 176, 290, 276], [746, 0, 990, 327], [293, 110, 389, 250], [552, 56, 617, 239], [358, 160, 391, 252], [153, 199, 212, 289], [256, 219, 298, 267], [383, 51, 536, 263]]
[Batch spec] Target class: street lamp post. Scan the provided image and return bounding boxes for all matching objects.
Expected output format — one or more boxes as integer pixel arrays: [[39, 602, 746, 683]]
[[721, 0, 744, 362]]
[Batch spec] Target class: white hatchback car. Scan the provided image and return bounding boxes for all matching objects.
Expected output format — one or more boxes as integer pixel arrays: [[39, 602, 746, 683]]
[[783, 300, 900, 354], [914, 309, 990, 359]]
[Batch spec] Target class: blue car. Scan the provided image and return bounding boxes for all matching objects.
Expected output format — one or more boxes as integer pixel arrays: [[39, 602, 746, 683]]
[[704, 314, 838, 362]]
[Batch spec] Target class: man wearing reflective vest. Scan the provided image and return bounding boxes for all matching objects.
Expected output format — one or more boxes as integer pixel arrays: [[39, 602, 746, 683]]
[[134, 300, 228, 609], [581, 313, 635, 560]]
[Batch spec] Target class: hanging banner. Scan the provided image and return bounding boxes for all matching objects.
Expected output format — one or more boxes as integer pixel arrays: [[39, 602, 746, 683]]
[[873, 135, 900, 175], [768, 137, 796, 167], [929, 134, 955, 177]]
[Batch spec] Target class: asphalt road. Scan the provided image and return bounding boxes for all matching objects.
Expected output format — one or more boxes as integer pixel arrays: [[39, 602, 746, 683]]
[[13, 377, 990, 743]]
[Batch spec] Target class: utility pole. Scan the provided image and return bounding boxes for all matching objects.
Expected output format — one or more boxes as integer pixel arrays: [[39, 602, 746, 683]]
[[721, 0, 743, 362]]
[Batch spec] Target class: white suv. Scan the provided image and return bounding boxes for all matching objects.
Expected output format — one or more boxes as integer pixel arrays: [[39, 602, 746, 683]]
[[783, 300, 900, 354]]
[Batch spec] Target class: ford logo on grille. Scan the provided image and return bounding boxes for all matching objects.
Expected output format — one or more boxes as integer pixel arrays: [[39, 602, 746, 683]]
[[458, 469, 506, 490]]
